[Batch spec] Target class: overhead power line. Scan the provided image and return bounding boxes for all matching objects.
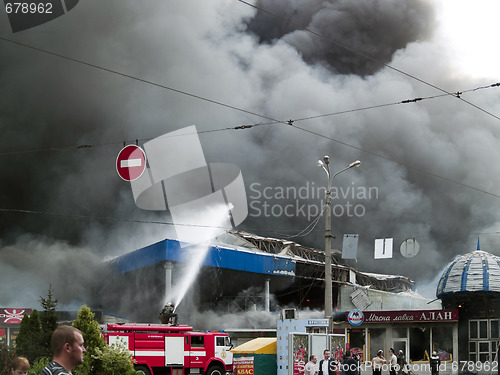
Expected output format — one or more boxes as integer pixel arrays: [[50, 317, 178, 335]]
[[0, 79, 498, 155], [235, 0, 500, 122], [286, 123, 500, 200], [0, 208, 227, 229], [1, 30, 500, 202], [0, 37, 284, 125]]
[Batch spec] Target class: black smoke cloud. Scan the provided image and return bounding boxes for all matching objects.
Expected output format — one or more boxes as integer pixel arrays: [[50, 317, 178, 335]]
[[0, 0, 499, 316], [246, 0, 435, 75]]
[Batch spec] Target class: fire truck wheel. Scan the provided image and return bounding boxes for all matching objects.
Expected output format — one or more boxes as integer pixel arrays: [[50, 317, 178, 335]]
[[206, 364, 225, 375], [134, 365, 151, 375]]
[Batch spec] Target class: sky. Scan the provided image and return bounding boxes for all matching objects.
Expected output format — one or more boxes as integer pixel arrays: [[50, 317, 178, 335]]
[[0, 0, 500, 314]]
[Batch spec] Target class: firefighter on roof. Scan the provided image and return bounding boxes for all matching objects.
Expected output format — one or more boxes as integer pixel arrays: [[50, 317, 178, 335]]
[[159, 302, 178, 325]]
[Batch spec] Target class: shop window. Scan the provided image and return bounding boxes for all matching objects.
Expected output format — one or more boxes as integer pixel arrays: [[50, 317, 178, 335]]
[[478, 342, 491, 362], [491, 320, 499, 339], [409, 327, 429, 362], [369, 329, 386, 360], [432, 326, 453, 361], [469, 319, 498, 362], [470, 342, 476, 354], [392, 327, 406, 338], [480, 321, 488, 338], [470, 321, 478, 339], [349, 329, 365, 362]]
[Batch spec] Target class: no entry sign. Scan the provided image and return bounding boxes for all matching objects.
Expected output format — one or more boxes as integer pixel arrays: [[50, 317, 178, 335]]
[[116, 145, 147, 181]]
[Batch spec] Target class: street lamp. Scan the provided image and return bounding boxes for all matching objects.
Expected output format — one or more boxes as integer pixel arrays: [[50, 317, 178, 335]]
[[317, 156, 361, 320]]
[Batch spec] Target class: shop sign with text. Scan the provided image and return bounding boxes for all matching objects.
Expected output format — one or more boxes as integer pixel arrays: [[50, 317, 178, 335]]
[[362, 309, 458, 324], [234, 357, 254, 375], [0, 309, 32, 324]]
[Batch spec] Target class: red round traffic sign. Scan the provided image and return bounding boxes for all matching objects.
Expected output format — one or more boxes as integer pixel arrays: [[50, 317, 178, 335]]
[[116, 145, 147, 181]]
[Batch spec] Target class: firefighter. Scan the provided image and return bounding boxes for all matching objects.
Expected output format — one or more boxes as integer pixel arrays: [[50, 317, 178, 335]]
[[159, 302, 178, 325], [430, 351, 440, 375]]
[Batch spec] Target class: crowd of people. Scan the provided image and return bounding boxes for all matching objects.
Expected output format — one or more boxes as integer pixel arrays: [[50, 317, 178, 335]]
[[10, 326, 443, 375], [303, 348, 362, 375], [301, 347, 437, 375]]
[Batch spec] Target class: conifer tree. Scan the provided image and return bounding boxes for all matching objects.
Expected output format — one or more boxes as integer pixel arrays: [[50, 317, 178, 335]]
[[39, 285, 59, 358], [72, 305, 137, 375], [15, 310, 43, 363], [72, 305, 105, 375]]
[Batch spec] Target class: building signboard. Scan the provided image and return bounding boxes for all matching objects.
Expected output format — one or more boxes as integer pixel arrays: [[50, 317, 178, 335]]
[[362, 309, 458, 324], [234, 357, 254, 375], [347, 309, 364, 326], [0, 308, 32, 324]]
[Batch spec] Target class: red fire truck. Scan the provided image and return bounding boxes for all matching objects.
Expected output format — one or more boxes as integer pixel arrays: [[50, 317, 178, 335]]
[[105, 323, 233, 375]]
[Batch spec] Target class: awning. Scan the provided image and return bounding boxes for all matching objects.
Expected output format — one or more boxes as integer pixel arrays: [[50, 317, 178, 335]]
[[231, 337, 277, 354]]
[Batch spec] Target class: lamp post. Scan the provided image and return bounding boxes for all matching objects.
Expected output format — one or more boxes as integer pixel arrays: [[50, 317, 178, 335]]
[[317, 156, 361, 319]]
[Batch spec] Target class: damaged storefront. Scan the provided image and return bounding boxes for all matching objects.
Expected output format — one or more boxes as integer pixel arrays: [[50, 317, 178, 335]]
[[337, 309, 458, 365]]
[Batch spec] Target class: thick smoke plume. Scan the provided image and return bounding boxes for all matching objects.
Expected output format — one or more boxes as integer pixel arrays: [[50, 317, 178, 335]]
[[1, 0, 499, 317], [247, 0, 435, 75]]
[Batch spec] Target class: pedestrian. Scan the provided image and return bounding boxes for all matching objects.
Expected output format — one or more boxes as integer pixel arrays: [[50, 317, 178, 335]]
[[389, 348, 397, 375], [354, 353, 362, 374], [39, 325, 86, 375], [342, 350, 359, 375], [305, 354, 318, 375], [372, 350, 387, 375], [397, 350, 407, 375], [319, 349, 337, 375], [430, 351, 440, 375], [11, 357, 29, 375]]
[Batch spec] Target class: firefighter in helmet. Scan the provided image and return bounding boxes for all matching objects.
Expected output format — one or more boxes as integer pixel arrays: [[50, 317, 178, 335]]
[[159, 302, 178, 325]]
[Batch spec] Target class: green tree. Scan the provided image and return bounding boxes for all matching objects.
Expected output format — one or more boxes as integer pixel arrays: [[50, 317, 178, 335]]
[[27, 357, 50, 375], [72, 305, 105, 375], [72, 305, 137, 375], [15, 310, 44, 364], [0, 344, 16, 375], [91, 343, 136, 375], [39, 285, 59, 358]]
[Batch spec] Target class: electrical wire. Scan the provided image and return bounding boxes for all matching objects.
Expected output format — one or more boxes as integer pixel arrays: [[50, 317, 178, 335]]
[[0, 37, 285, 126], [1, 26, 500, 224], [0, 208, 229, 229], [235, 0, 500, 122], [275, 205, 327, 239], [0, 80, 498, 156], [0, 207, 326, 235], [286, 122, 500, 200]]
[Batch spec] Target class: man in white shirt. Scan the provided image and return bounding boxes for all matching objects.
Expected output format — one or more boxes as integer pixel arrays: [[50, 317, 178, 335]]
[[389, 348, 398, 375], [372, 350, 387, 375], [318, 349, 337, 375], [304, 355, 318, 375]]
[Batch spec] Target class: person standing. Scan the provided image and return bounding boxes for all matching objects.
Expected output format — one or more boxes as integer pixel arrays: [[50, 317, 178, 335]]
[[342, 350, 359, 375], [11, 357, 29, 375], [397, 350, 407, 375], [389, 348, 397, 375], [319, 349, 337, 375], [430, 351, 441, 375], [305, 355, 318, 375], [372, 350, 387, 375], [39, 326, 86, 375]]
